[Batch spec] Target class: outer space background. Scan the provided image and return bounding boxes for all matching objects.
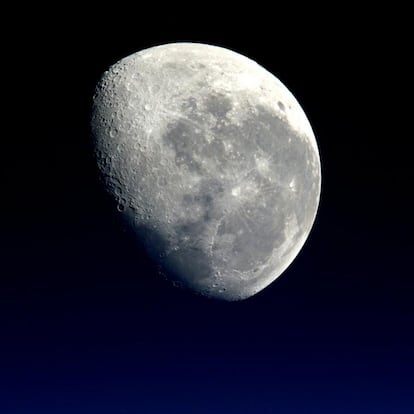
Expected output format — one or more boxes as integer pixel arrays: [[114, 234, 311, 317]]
[[1, 7, 413, 414]]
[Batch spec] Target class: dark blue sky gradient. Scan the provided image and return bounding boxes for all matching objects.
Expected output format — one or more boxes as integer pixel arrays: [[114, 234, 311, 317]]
[[2, 8, 413, 413]]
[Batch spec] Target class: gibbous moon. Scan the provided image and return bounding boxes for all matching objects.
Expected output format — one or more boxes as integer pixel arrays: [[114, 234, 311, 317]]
[[91, 43, 321, 301]]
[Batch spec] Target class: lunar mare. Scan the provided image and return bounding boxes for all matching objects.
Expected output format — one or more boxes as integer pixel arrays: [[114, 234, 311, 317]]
[[91, 43, 321, 301]]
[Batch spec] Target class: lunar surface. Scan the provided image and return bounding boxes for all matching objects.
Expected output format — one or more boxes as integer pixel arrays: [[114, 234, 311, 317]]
[[91, 43, 321, 301]]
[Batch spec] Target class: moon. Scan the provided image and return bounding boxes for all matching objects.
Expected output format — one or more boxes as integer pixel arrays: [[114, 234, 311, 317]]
[[91, 43, 321, 301]]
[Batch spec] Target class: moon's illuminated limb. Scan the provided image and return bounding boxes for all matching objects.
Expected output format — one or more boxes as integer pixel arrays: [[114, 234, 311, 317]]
[[91, 43, 321, 301]]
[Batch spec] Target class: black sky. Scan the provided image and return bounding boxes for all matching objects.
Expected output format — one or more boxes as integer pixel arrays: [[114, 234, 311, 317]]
[[2, 7, 413, 413]]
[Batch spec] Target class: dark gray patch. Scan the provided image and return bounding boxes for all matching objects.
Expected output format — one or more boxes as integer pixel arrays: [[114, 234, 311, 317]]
[[199, 178, 225, 196], [196, 81, 209, 89], [163, 120, 203, 172], [181, 178, 225, 223], [176, 219, 206, 241], [278, 101, 285, 111], [162, 62, 182, 71], [205, 93, 233, 119], [246, 105, 290, 154], [182, 193, 213, 208], [182, 194, 194, 205], [181, 97, 198, 112]]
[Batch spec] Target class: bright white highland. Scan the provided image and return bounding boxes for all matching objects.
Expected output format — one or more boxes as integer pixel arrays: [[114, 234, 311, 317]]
[[91, 43, 321, 301]]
